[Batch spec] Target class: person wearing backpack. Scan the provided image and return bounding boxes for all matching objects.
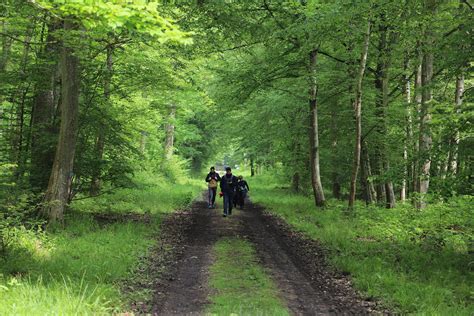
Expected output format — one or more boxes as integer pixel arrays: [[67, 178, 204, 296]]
[[236, 175, 250, 209], [220, 166, 238, 217], [205, 166, 221, 209]]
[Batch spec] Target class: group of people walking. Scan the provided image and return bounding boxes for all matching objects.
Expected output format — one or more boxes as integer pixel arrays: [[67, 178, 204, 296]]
[[205, 166, 249, 217]]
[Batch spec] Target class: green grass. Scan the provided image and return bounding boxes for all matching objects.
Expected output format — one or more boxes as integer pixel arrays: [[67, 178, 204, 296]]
[[208, 237, 289, 316], [249, 174, 474, 315], [0, 172, 203, 315]]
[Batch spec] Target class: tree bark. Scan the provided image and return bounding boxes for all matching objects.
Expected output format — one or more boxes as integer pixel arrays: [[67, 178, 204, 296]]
[[348, 21, 371, 210], [308, 49, 325, 207], [250, 157, 255, 177], [330, 101, 341, 199], [30, 21, 60, 191], [448, 73, 464, 174], [373, 18, 395, 208], [41, 20, 80, 225], [90, 45, 113, 196], [412, 60, 422, 201], [360, 141, 375, 205], [164, 103, 176, 160], [291, 140, 301, 193], [416, 0, 436, 209], [401, 59, 412, 202]]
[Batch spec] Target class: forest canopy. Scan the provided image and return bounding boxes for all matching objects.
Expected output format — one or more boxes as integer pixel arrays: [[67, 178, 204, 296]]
[[0, 0, 472, 221]]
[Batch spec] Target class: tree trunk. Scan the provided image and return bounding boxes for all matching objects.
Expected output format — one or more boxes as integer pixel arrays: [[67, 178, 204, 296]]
[[360, 141, 375, 205], [373, 38, 386, 205], [90, 45, 113, 196], [308, 49, 325, 207], [374, 19, 395, 208], [250, 157, 255, 177], [164, 103, 176, 160], [412, 61, 422, 200], [30, 21, 60, 191], [384, 166, 396, 208], [416, 1, 435, 209], [417, 62, 433, 208], [367, 149, 377, 202], [448, 73, 464, 174], [348, 21, 371, 210], [291, 141, 301, 193], [41, 20, 80, 225], [401, 61, 412, 202], [330, 101, 341, 199]]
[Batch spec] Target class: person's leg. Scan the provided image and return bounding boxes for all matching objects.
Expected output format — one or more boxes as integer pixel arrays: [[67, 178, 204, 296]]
[[208, 187, 213, 207], [223, 193, 228, 216], [228, 192, 233, 215], [211, 188, 217, 207], [233, 192, 237, 207], [241, 191, 247, 209]]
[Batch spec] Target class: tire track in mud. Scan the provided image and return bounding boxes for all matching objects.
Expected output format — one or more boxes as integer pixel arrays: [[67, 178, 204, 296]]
[[132, 196, 382, 315]]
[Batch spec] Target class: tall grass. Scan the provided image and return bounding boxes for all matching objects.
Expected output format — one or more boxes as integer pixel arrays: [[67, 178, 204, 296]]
[[0, 172, 204, 314], [250, 174, 473, 315]]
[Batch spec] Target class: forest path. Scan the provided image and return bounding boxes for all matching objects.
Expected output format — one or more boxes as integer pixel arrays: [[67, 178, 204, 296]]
[[137, 195, 379, 315]]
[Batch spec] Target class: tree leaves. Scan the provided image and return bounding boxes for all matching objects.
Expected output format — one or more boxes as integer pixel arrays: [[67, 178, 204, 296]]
[[33, 0, 192, 44]]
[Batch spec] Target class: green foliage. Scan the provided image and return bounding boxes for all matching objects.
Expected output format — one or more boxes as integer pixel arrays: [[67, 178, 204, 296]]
[[251, 173, 474, 314], [0, 0, 472, 313], [35, 0, 192, 44], [208, 237, 289, 316], [0, 164, 44, 257], [71, 172, 202, 215], [0, 173, 201, 313]]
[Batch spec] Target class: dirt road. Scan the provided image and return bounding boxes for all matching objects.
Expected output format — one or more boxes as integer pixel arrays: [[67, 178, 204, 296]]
[[130, 197, 380, 315]]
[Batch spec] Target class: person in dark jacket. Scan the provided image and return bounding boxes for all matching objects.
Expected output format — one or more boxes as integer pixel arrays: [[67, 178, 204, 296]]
[[236, 175, 250, 209], [220, 166, 238, 217], [205, 166, 221, 208]]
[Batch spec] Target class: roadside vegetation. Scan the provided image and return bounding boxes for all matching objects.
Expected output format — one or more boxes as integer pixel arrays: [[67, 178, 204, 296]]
[[0, 173, 202, 315], [250, 173, 473, 315]]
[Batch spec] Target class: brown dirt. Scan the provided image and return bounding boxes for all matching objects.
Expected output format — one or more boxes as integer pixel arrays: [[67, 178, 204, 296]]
[[129, 196, 386, 315]]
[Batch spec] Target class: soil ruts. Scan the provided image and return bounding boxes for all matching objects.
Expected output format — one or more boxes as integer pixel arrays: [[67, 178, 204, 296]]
[[130, 197, 384, 315]]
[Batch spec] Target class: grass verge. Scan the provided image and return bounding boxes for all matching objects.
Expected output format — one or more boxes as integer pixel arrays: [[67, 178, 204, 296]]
[[207, 237, 289, 316], [0, 172, 203, 315], [249, 174, 473, 315]]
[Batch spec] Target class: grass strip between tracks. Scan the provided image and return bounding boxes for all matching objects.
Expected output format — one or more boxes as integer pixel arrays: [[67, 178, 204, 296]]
[[207, 237, 289, 315]]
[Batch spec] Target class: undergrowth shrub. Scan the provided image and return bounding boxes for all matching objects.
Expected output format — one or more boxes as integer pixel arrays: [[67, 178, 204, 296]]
[[0, 164, 44, 259]]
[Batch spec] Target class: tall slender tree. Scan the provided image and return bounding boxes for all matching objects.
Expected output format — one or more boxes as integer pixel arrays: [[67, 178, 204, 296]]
[[308, 49, 325, 207], [348, 21, 371, 210], [416, 0, 436, 209]]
